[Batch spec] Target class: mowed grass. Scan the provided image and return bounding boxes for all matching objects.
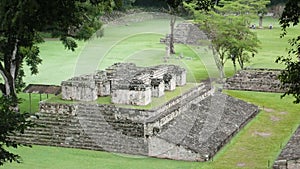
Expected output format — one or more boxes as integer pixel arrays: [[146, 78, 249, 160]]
[[4, 91, 300, 169], [5, 15, 300, 169], [249, 17, 299, 69]]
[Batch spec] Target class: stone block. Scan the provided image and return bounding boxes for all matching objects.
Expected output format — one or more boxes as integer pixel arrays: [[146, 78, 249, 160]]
[[61, 80, 97, 101], [164, 74, 176, 91], [175, 69, 186, 86], [112, 88, 152, 106], [96, 81, 110, 96], [151, 78, 165, 97]]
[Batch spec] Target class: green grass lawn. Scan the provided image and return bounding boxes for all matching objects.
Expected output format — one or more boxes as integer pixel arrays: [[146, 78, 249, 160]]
[[4, 14, 300, 169]]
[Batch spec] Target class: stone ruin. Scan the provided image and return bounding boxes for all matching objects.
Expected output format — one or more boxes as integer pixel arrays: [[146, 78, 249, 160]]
[[160, 22, 208, 46], [224, 68, 285, 93], [273, 125, 300, 169], [11, 63, 262, 162], [61, 63, 186, 105]]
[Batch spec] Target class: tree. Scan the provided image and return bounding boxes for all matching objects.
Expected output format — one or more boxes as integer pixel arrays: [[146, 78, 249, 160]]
[[0, 0, 112, 101], [162, 0, 213, 55], [249, 0, 270, 28], [0, 0, 112, 166], [185, 0, 260, 78], [216, 0, 270, 28], [164, 0, 183, 54], [228, 20, 260, 71], [0, 96, 36, 165], [276, 0, 300, 103]]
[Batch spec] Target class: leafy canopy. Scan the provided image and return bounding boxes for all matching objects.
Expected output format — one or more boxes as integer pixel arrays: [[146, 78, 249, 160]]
[[276, 0, 300, 103], [0, 96, 36, 165]]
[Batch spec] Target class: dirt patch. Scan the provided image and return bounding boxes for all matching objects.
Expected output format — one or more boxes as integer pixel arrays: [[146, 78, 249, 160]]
[[279, 111, 288, 115], [237, 163, 246, 167], [270, 115, 281, 122], [263, 107, 275, 113], [253, 131, 272, 137]]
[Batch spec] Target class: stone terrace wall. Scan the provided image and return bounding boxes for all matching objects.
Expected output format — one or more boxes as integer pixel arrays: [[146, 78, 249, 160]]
[[224, 68, 285, 92], [273, 125, 300, 169]]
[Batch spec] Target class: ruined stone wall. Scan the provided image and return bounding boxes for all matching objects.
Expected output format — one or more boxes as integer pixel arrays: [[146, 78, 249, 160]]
[[225, 68, 285, 92], [148, 137, 203, 161], [61, 74, 98, 102], [111, 88, 152, 106], [273, 125, 300, 169]]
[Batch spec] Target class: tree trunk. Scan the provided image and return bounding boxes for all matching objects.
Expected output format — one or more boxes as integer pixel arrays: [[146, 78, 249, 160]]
[[0, 66, 18, 101], [238, 56, 244, 69], [232, 58, 237, 73], [169, 15, 176, 55], [259, 15, 263, 29], [211, 45, 225, 79], [0, 39, 19, 102]]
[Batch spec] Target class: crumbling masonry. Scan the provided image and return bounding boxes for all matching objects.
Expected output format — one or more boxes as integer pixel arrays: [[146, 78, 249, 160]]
[[61, 63, 186, 105]]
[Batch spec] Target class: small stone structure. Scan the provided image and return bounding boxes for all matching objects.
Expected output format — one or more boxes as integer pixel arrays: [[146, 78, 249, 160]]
[[160, 22, 208, 45], [224, 68, 285, 92], [273, 125, 300, 169], [61, 63, 186, 106]]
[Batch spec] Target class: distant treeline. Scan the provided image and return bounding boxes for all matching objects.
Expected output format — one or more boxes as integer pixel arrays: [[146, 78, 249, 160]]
[[133, 0, 167, 7]]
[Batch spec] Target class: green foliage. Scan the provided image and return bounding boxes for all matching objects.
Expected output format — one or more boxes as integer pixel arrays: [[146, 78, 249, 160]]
[[279, 0, 300, 33], [0, 96, 36, 165], [0, 0, 111, 166], [0, 0, 110, 98], [277, 0, 300, 104], [185, 1, 260, 77], [276, 56, 300, 103]]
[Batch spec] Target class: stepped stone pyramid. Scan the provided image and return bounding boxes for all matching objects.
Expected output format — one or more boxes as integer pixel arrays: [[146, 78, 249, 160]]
[[161, 22, 208, 45], [13, 63, 259, 161]]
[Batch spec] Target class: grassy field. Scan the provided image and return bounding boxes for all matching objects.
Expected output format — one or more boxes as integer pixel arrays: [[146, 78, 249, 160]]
[[3, 14, 300, 169]]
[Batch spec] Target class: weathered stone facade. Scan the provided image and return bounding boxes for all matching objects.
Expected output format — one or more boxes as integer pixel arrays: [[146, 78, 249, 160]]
[[61, 75, 98, 101], [61, 63, 186, 105], [13, 82, 259, 161], [160, 22, 208, 45], [273, 126, 300, 169], [224, 68, 285, 92]]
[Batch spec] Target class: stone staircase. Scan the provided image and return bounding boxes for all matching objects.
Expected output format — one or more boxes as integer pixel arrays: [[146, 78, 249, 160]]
[[155, 92, 259, 161], [75, 104, 147, 155]]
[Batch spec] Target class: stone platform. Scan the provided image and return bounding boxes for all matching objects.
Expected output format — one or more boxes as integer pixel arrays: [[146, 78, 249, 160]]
[[224, 68, 285, 92], [13, 82, 259, 161]]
